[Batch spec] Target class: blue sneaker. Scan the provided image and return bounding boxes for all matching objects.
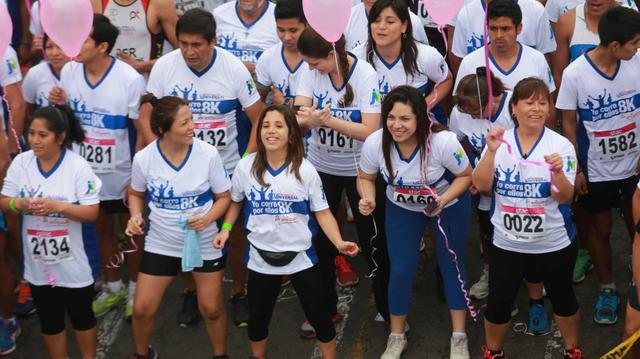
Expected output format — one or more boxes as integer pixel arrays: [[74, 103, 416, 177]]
[[0, 318, 20, 355], [528, 301, 550, 335], [594, 288, 619, 324]]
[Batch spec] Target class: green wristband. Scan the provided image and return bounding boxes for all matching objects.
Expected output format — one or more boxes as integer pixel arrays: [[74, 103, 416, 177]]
[[8, 198, 20, 214], [222, 222, 233, 231], [242, 152, 250, 158]]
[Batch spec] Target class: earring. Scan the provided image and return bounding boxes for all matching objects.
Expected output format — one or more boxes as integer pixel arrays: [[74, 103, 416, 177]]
[[402, 32, 407, 39]]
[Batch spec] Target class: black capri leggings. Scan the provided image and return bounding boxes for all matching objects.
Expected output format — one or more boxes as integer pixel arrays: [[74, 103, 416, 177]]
[[485, 241, 579, 324], [247, 266, 336, 343], [30, 283, 96, 335], [314, 172, 390, 321]]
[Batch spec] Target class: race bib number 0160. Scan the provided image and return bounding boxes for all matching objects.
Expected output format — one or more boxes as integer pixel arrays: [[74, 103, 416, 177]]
[[393, 186, 436, 205], [27, 228, 72, 264]]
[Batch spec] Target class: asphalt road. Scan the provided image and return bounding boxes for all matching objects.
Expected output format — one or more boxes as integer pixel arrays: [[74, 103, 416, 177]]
[[5, 213, 634, 359]]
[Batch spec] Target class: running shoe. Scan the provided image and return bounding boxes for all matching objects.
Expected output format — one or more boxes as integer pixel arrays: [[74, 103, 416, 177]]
[[594, 288, 619, 324], [230, 291, 249, 328], [14, 281, 36, 317], [93, 286, 128, 317], [482, 347, 506, 359], [563, 348, 585, 359], [0, 318, 19, 356], [528, 301, 550, 335], [125, 297, 134, 321], [469, 267, 489, 300], [178, 289, 201, 328], [299, 314, 342, 339], [335, 255, 359, 287], [131, 346, 158, 359], [450, 335, 470, 359], [572, 249, 592, 284], [380, 334, 407, 359]]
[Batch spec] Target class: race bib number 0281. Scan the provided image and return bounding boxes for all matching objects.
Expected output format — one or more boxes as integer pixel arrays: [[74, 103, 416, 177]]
[[79, 137, 115, 173]]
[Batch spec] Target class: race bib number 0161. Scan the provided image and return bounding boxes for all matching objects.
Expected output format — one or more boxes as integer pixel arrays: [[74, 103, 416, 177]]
[[27, 228, 72, 264]]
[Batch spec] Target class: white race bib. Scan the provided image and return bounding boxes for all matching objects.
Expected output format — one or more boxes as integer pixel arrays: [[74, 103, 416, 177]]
[[79, 137, 116, 173], [593, 122, 639, 162], [194, 115, 228, 148], [393, 186, 436, 206], [317, 126, 354, 153], [500, 205, 546, 242], [27, 228, 73, 264]]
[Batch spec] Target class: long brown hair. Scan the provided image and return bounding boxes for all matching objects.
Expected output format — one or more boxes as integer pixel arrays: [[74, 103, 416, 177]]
[[297, 27, 354, 107], [382, 86, 445, 183], [251, 105, 305, 187]]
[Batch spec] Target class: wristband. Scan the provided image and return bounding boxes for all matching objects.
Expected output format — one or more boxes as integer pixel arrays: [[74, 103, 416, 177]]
[[9, 198, 20, 214], [242, 152, 250, 158], [222, 222, 233, 231]]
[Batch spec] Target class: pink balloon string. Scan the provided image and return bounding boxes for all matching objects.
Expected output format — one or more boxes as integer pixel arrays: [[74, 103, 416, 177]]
[[106, 235, 139, 269], [481, 9, 558, 193], [417, 25, 477, 321], [1, 88, 23, 152]]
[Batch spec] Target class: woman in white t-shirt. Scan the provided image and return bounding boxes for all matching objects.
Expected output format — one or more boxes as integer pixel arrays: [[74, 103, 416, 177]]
[[473, 78, 582, 359], [215, 104, 358, 359], [1, 105, 101, 359], [125, 95, 232, 359], [359, 86, 473, 359]]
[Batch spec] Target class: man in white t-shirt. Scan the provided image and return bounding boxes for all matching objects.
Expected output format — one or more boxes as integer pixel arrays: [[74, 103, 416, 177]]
[[213, 0, 279, 74], [556, 7, 640, 326], [454, 0, 557, 130]]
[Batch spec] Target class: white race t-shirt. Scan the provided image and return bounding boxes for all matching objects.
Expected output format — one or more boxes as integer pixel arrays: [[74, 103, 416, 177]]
[[22, 62, 60, 108], [147, 48, 260, 174], [344, 2, 429, 51], [255, 43, 305, 103], [449, 91, 515, 210], [352, 41, 449, 123], [360, 129, 470, 212], [452, 0, 556, 57], [2, 150, 101, 287], [297, 57, 382, 176], [213, 1, 279, 64], [231, 155, 329, 275], [556, 52, 640, 182], [485, 127, 577, 254], [131, 139, 231, 259], [545, 0, 582, 22], [454, 44, 555, 93], [60, 59, 145, 200]]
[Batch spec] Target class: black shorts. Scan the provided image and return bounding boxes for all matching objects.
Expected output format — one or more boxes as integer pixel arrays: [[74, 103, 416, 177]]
[[629, 284, 640, 312], [139, 251, 226, 276], [30, 283, 96, 335], [577, 176, 637, 214], [100, 199, 128, 214]]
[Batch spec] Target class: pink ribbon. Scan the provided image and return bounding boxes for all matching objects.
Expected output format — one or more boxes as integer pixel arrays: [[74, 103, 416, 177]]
[[106, 235, 139, 269], [1, 89, 23, 152]]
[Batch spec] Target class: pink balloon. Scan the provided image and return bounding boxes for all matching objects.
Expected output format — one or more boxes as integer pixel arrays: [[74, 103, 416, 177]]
[[0, 3, 12, 59], [303, 0, 351, 43], [422, 0, 464, 27], [40, 0, 93, 58]]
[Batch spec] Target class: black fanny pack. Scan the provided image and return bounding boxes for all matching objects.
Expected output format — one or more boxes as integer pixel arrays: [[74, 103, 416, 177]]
[[252, 244, 298, 267]]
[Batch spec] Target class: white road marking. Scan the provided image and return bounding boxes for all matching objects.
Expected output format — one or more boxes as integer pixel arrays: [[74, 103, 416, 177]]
[[310, 286, 357, 359], [96, 306, 125, 359]]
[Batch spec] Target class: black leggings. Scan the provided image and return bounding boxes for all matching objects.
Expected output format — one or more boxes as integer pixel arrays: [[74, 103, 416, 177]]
[[247, 266, 336, 343], [314, 172, 390, 321], [485, 242, 579, 324], [30, 283, 96, 335]]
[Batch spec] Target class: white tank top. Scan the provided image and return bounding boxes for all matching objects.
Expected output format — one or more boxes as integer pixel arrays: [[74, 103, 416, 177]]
[[569, 4, 599, 62], [103, 0, 164, 62]]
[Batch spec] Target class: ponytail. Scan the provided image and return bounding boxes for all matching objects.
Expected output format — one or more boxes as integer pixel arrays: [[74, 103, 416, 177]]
[[141, 93, 189, 138], [335, 38, 354, 107], [31, 105, 85, 148]]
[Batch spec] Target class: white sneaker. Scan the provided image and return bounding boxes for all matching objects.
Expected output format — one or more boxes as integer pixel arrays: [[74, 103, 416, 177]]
[[469, 267, 489, 300], [450, 335, 470, 359], [380, 334, 407, 359]]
